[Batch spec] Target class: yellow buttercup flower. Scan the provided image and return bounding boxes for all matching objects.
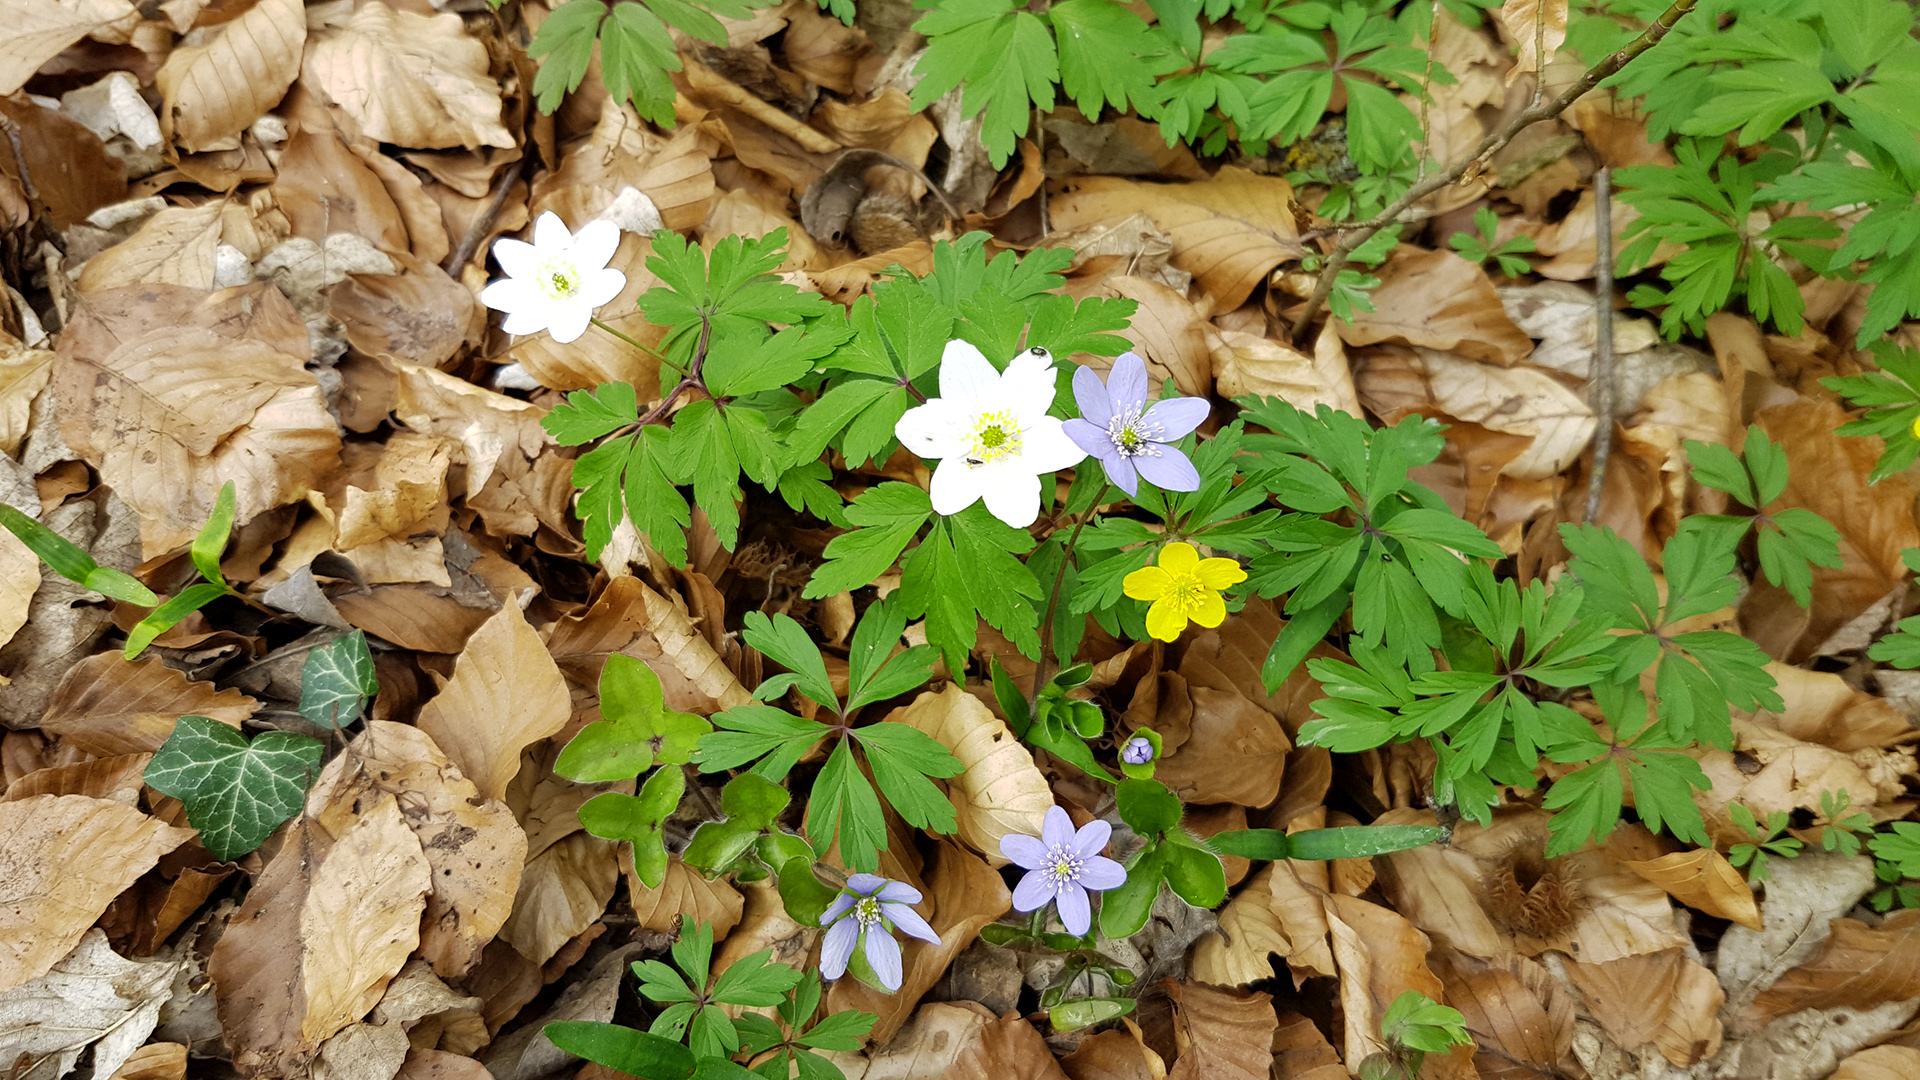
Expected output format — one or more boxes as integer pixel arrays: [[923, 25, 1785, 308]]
[[1911, 413, 1920, 440], [1123, 542, 1247, 642]]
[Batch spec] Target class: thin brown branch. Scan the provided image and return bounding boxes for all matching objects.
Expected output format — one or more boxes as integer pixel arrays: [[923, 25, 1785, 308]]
[[1288, 0, 1699, 345], [444, 157, 525, 276], [1584, 166, 1616, 524]]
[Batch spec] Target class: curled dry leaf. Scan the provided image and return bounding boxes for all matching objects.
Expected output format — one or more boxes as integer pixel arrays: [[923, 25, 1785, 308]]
[[1060, 1023, 1168, 1080], [1097, 275, 1213, 399], [0, 343, 52, 458], [0, 752, 150, 803], [76, 201, 225, 293], [1325, 894, 1446, 1068], [1833, 1045, 1920, 1080], [497, 830, 619, 968], [155, 0, 304, 153], [37, 652, 257, 757], [1749, 909, 1920, 1024], [53, 283, 343, 553], [546, 575, 753, 716], [828, 1001, 995, 1080], [1339, 249, 1535, 366], [1746, 662, 1913, 753], [886, 684, 1051, 867], [1694, 719, 1917, 844], [1357, 346, 1596, 480], [1433, 952, 1576, 1080], [1164, 980, 1276, 1080], [623, 854, 745, 939], [0, 929, 181, 1080], [1624, 848, 1762, 931], [104, 1041, 189, 1080], [1189, 863, 1294, 987], [1564, 948, 1725, 1066], [1210, 322, 1360, 418], [0, 527, 36, 657], [304, 4, 514, 151], [1495, 0, 1569, 85], [532, 96, 718, 233], [1051, 167, 1304, 313], [1153, 685, 1289, 807], [953, 1013, 1073, 1080], [307, 722, 528, 978], [387, 360, 548, 503], [5, 0, 136, 96], [0, 795, 191, 995], [415, 602, 571, 804]]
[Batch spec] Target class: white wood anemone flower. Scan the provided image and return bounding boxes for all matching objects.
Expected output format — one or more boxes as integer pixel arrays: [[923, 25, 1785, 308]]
[[478, 212, 626, 344], [895, 341, 1087, 528]]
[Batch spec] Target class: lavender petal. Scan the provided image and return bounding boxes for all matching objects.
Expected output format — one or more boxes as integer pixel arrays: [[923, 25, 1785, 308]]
[[820, 894, 858, 927], [1107, 352, 1150, 413], [1001, 833, 1051, 870], [1070, 818, 1113, 861], [1072, 365, 1115, 429], [875, 880, 924, 905], [1076, 854, 1128, 892], [1142, 396, 1210, 441], [1063, 417, 1115, 459], [820, 917, 859, 979], [1041, 805, 1075, 849], [883, 902, 942, 945], [1055, 882, 1092, 936], [1134, 446, 1202, 492], [1100, 451, 1140, 497], [864, 926, 905, 992], [845, 873, 888, 896], [1012, 869, 1056, 913]]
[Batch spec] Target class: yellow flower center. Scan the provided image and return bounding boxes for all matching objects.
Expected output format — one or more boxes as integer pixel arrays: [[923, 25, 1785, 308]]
[[966, 410, 1023, 467], [1164, 572, 1208, 613], [538, 258, 582, 300]]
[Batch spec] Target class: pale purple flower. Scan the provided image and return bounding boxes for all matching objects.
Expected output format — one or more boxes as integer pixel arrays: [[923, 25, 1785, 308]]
[[1062, 352, 1208, 497], [1000, 806, 1127, 936], [819, 874, 941, 992], [1121, 736, 1155, 766]]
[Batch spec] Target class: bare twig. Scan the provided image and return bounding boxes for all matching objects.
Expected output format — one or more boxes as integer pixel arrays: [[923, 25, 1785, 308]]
[[1288, 0, 1699, 345], [444, 157, 525, 276], [1584, 166, 1616, 524]]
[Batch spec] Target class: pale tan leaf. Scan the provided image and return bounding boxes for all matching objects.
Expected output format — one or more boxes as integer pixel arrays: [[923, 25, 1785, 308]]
[[1097, 276, 1213, 399], [333, 434, 453, 551], [1268, 858, 1337, 981], [416, 602, 571, 804], [0, 929, 181, 1080], [304, 4, 513, 150], [388, 360, 548, 504], [840, 1002, 996, 1080], [1357, 347, 1596, 480], [0, 528, 34, 657], [394, 1047, 494, 1080], [76, 202, 224, 292], [1051, 167, 1304, 313], [1748, 662, 1913, 753], [1061, 1024, 1167, 1080], [308, 723, 528, 978], [1190, 864, 1293, 987], [1834, 1045, 1920, 1080], [546, 575, 752, 715], [154, 0, 304, 153], [1325, 894, 1446, 1067], [1341, 249, 1535, 365], [530, 96, 717, 233], [300, 794, 433, 1045], [1269, 1012, 1343, 1080], [0, 796, 191, 994], [497, 830, 619, 967], [0, 752, 150, 803], [38, 652, 257, 757], [886, 684, 1051, 867], [1165, 981, 1275, 1080], [1436, 953, 1576, 1079], [1564, 948, 1724, 1066], [1750, 909, 1920, 1023], [1625, 848, 1762, 931], [1209, 322, 1359, 418], [0, 345, 53, 456], [53, 283, 342, 553], [1497, 0, 1569, 85], [106, 1041, 188, 1080], [2, 0, 136, 96], [624, 855, 744, 939]]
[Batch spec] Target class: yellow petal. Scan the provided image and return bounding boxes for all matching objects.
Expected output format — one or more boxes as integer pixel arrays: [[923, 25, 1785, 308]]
[[1145, 598, 1189, 642], [1158, 541, 1200, 576], [1124, 565, 1173, 602], [1189, 591, 1228, 628], [1196, 557, 1247, 591]]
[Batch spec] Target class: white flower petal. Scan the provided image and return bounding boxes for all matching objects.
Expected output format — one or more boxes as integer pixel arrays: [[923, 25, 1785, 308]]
[[532, 211, 572, 251], [897, 398, 972, 460], [570, 218, 622, 275], [1018, 417, 1089, 473], [548, 302, 594, 344], [582, 267, 627, 308], [491, 237, 541, 282], [929, 457, 987, 516], [938, 339, 1000, 407], [1001, 348, 1059, 426], [979, 465, 1041, 528], [479, 276, 539, 317]]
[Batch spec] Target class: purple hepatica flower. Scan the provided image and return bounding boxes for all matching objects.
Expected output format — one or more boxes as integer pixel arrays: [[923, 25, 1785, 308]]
[[1121, 736, 1155, 766], [820, 874, 941, 992], [1062, 352, 1209, 497], [1001, 806, 1127, 936]]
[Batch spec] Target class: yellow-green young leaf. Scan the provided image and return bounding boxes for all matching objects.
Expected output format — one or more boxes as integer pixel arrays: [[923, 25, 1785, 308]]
[[558, 654, 711, 782], [579, 765, 686, 887], [190, 481, 236, 586], [123, 582, 228, 659], [144, 715, 323, 861]]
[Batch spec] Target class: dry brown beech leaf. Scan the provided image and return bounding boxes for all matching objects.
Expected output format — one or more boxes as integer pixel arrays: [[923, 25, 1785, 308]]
[[1624, 848, 1762, 931], [1325, 894, 1447, 1068], [0, 752, 150, 803], [1164, 980, 1275, 1080], [155, 0, 304, 153], [105, 1041, 189, 1080], [1747, 662, 1913, 753], [0, 929, 181, 1080], [37, 652, 257, 757], [1564, 947, 1724, 1067], [0, 343, 52, 458], [303, 4, 513, 151], [5, 0, 136, 96], [307, 722, 528, 979], [624, 855, 745, 939], [0, 527, 36, 658], [53, 283, 342, 553], [1833, 1045, 1920, 1080], [1357, 346, 1596, 480], [1189, 864, 1294, 987], [1339, 249, 1535, 366], [1061, 1023, 1168, 1080], [0, 797, 191, 995], [415, 602, 571, 804], [497, 830, 620, 968], [76, 201, 225, 293], [1152, 685, 1289, 807], [886, 684, 1051, 867], [1435, 952, 1576, 1080], [1210, 322, 1360, 418], [1749, 908, 1920, 1024], [1496, 0, 1568, 85], [952, 1013, 1071, 1079], [1050, 167, 1304, 313]]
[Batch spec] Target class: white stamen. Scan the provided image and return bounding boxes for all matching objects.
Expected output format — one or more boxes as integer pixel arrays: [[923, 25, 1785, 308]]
[[1106, 405, 1166, 459]]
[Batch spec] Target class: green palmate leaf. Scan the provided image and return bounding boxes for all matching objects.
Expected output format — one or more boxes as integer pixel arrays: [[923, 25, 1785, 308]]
[[527, 0, 607, 115], [145, 715, 323, 861], [808, 737, 889, 874], [545, 381, 641, 447], [1049, 0, 1165, 118], [299, 631, 379, 731], [899, 503, 1042, 674], [191, 481, 236, 586], [581, 765, 686, 887], [572, 427, 690, 566], [805, 483, 933, 599], [857, 722, 962, 833], [693, 705, 830, 779], [558, 654, 711, 782], [742, 611, 840, 712], [124, 582, 228, 658], [910, 0, 1057, 168]]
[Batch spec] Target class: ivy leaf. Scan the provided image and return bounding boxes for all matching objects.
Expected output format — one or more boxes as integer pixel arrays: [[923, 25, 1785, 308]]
[[144, 716, 323, 861], [299, 631, 379, 731]]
